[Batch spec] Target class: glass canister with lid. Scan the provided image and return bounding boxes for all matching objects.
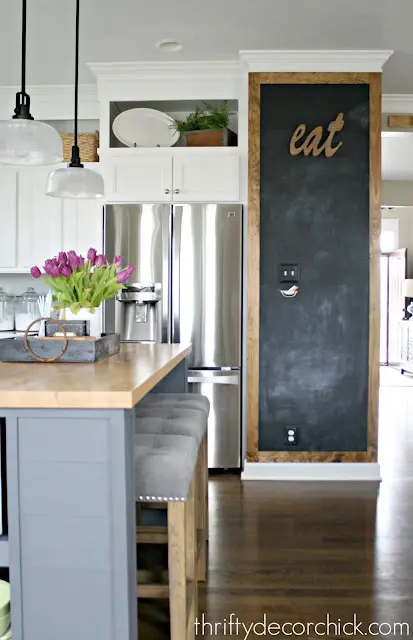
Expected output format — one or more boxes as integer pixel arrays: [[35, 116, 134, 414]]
[[15, 286, 40, 332], [0, 287, 15, 331]]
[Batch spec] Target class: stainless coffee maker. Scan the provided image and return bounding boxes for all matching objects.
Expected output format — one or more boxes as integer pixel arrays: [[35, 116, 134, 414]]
[[115, 283, 161, 342]]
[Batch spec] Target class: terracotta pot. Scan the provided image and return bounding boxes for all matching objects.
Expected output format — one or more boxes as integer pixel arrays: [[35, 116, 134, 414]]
[[183, 128, 237, 147]]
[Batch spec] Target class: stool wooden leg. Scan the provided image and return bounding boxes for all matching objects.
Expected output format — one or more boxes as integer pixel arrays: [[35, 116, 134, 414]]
[[186, 477, 197, 638], [135, 503, 143, 526], [168, 478, 197, 640], [168, 501, 187, 640], [197, 436, 208, 582], [204, 435, 209, 542]]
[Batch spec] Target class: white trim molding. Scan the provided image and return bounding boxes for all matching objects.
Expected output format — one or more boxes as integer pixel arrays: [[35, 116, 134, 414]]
[[88, 60, 245, 106], [239, 49, 393, 72], [88, 60, 245, 82], [0, 66, 408, 123], [241, 461, 381, 481], [0, 85, 98, 121], [382, 94, 413, 114]]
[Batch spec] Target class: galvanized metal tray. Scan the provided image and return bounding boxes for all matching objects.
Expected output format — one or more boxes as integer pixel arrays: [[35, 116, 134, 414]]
[[0, 333, 120, 364]]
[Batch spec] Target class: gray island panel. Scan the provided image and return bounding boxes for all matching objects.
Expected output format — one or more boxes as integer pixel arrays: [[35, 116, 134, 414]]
[[6, 408, 137, 640]]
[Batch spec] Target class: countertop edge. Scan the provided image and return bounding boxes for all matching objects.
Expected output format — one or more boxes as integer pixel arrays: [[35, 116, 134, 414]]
[[0, 344, 192, 410]]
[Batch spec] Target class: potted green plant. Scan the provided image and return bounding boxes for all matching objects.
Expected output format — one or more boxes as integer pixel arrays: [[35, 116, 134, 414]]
[[171, 101, 237, 147]]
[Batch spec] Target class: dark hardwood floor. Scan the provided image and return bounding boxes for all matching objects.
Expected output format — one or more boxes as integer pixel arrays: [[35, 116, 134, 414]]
[[139, 369, 413, 638]]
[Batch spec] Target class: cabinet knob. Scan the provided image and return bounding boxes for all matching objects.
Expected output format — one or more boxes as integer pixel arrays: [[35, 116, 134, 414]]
[[164, 189, 171, 194], [174, 189, 180, 194]]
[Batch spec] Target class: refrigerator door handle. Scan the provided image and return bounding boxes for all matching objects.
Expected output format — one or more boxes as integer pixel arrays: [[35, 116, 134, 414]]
[[188, 370, 240, 385], [161, 206, 172, 343], [172, 206, 183, 343]]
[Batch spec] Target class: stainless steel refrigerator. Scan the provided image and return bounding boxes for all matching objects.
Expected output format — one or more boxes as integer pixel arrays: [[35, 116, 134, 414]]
[[104, 203, 242, 469]]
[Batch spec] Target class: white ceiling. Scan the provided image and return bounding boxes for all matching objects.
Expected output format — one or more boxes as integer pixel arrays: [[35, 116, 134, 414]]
[[0, 0, 411, 92]]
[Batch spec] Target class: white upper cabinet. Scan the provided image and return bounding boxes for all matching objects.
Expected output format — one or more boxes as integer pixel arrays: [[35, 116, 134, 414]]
[[105, 156, 173, 203], [102, 151, 240, 203], [18, 167, 63, 268], [172, 153, 240, 202], [62, 200, 104, 257], [0, 170, 18, 268], [0, 163, 104, 272], [62, 164, 104, 256]]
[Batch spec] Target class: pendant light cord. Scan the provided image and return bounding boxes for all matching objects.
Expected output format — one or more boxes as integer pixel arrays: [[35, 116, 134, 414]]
[[21, 0, 27, 96], [74, 0, 79, 148], [70, 0, 82, 167], [13, 0, 33, 119]]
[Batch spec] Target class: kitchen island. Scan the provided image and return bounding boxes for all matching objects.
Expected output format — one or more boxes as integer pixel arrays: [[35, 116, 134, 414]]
[[0, 343, 191, 640]]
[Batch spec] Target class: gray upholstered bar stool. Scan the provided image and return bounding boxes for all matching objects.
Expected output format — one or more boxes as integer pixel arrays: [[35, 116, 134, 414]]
[[135, 433, 199, 640], [135, 399, 209, 580], [137, 392, 210, 418]]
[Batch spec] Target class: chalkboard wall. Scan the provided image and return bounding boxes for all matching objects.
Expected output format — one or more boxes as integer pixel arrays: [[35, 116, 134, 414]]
[[259, 83, 370, 452]]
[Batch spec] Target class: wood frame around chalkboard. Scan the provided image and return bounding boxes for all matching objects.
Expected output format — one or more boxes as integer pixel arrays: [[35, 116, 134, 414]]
[[247, 72, 381, 463]]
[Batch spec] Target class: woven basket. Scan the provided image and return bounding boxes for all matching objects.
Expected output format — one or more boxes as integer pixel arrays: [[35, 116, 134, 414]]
[[60, 131, 99, 163]]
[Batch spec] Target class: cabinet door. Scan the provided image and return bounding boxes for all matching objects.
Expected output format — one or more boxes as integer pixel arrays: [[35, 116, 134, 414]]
[[0, 169, 18, 268], [105, 156, 173, 202], [18, 167, 64, 268], [62, 165, 104, 256], [62, 200, 104, 257], [172, 153, 240, 202]]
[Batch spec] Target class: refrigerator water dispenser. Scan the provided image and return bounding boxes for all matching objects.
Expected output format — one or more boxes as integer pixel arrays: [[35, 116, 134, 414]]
[[116, 284, 161, 342]]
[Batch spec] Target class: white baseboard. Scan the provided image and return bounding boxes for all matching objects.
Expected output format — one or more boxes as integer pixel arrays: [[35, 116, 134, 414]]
[[241, 461, 381, 481]]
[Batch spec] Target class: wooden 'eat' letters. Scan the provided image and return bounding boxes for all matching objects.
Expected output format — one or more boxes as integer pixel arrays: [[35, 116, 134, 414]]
[[290, 113, 344, 158]]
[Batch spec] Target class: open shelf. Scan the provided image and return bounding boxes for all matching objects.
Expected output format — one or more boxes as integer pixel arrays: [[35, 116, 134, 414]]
[[109, 99, 239, 149], [0, 269, 30, 275]]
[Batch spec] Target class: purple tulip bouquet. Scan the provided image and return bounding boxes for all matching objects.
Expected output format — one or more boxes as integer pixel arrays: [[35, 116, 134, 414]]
[[31, 249, 135, 314]]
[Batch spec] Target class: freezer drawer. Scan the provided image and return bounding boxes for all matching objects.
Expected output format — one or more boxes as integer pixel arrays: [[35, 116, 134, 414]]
[[188, 369, 240, 469]]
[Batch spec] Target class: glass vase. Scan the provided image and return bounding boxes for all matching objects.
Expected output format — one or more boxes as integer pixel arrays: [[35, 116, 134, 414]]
[[60, 306, 102, 338]]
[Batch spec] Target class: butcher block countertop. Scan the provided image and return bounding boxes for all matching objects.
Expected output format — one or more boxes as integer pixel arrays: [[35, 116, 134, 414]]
[[0, 343, 191, 409]]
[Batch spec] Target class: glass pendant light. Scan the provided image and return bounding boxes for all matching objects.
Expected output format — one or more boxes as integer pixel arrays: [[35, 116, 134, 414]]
[[46, 0, 104, 199], [0, 0, 63, 166]]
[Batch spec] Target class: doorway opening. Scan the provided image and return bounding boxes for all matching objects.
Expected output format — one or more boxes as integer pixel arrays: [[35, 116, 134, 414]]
[[380, 215, 407, 367]]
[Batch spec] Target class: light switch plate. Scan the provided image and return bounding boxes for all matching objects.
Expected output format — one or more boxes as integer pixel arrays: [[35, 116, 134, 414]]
[[279, 264, 299, 284]]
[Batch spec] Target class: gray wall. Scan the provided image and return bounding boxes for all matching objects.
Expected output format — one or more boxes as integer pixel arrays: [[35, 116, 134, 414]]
[[383, 181, 413, 207], [382, 206, 413, 276]]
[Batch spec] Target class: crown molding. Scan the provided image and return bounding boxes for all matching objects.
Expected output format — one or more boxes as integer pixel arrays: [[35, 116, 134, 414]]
[[382, 94, 413, 114], [0, 81, 407, 123], [239, 49, 393, 72], [0, 85, 98, 121], [88, 60, 245, 82]]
